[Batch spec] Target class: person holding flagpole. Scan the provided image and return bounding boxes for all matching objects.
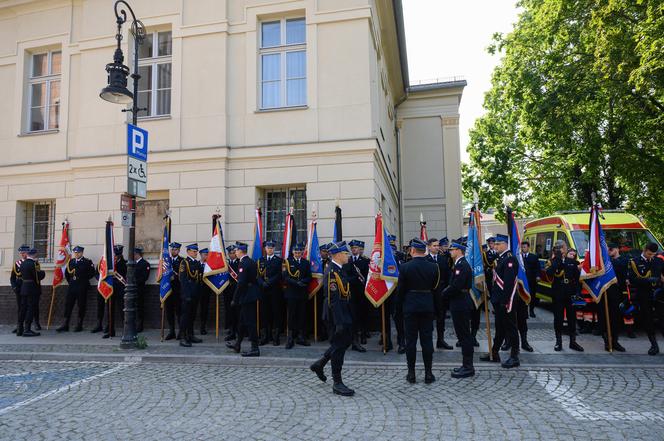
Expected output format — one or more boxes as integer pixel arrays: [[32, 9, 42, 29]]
[[309, 240, 355, 396], [178, 244, 203, 347], [227, 241, 261, 357], [284, 243, 312, 348], [10, 245, 29, 334], [198, 248, 214, 335], [258, 240, 284, 346], [166, 242, 183, 340], [224, 245, 240, 341], [57, 246, 95, 333]]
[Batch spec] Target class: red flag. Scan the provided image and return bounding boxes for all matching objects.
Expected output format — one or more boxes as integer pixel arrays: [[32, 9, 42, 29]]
[[282, 211, 295, 259], [53, 221, 70, 287], [97, 220, 115, 301], [419, 213, 428, 241], [364, 213, 399, 307]]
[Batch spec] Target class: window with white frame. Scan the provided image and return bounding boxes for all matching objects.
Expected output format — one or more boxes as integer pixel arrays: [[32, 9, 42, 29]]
[[137, 30, 172, 117], [19, 201, 56, 262], [263, 187, 307, 255], [259, 18, 306, 109], [27, 50, 61, 132]]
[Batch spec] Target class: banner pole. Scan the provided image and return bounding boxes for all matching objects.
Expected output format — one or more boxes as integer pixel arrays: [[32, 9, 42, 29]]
[[382, 304, 387, 355], [603, 295, 613, 353], [160, 304, 165, 342], [47, 285, 56, 330], [216, 294, 220, 342], [483, 287, 493, 359], [314, 293, 318, 342]]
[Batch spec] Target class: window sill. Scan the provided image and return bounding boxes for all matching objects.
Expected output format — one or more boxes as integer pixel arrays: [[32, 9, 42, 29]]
[[137, 115, 172, 122], [18, 129, 59, 137], [255, 105, 308, 114]]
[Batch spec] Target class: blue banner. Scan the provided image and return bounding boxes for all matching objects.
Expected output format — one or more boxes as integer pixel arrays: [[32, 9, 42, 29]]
[[465, 208, 485, 309], [157, 219, 172, 303], [580, 206, 617, 301], [508, 208, 531, 310]]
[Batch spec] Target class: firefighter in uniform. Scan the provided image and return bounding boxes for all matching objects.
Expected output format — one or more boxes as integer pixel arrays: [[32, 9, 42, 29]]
[[398, 238, 440, 384], [134, 247, 151, 333], [284, 243, 312, 348], [345, 240, 369, 352], [315, 244, 331, 341], [179, 244, 203, 347], [93, 245, 126, 338], [17, 248, 45, 337], [502, 242, 536, 353], [426, 238, 453, 350], [443, 239, 475, 378], [165, 242, 182, 340], [309, 241, 355, 396], [629, 242, 660, 355], [521, 241, 540, 318], [257, 240, 284, 345], [224, 245, 240, 341], [601, 243, 627, 352], [57, 246, 94, 332], [198, 248, 214, 335], [226, 241, 261, 357], [388, 235, 407, 354], [480, 234, 521, 368], [10, 245, 30, 334]]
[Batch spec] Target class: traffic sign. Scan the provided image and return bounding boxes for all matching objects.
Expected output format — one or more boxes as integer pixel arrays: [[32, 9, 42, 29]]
[[121, 211, 133, 227], [127, 124, 148, 161], [128, 157, 147, 183], [120, 193, 135, 212], [127, 179, 147, 198]]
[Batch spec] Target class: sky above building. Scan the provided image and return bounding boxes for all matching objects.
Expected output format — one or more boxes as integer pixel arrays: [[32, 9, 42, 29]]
[[402, 0, 521, 162]]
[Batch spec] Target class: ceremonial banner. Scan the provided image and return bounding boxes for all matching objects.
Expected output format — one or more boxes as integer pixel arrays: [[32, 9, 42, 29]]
[[419, 213, 428, 241], [251, 208, 264, 261], [156, 217, 172, 304], [97, 219, 115, 301], [204, 216, 231, 295], [305, 218, 323, 298], [218, 218, 238, 282], [282, 211, 295, 259], [580, 205, 617, 301], [364, 213, 399, 307], [333, 204, 342, 242], [52, 221, 71, 287], [507, 208, 531, 312], [465, 206, 486, 309]]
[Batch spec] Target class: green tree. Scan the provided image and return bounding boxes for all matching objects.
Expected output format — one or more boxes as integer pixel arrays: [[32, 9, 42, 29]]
[[464, 0, 664, 238]]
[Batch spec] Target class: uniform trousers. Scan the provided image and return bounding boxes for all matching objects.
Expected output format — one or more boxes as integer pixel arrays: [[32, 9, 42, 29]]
[[492, 303, 518, 356], [404, 312, 434, 369]]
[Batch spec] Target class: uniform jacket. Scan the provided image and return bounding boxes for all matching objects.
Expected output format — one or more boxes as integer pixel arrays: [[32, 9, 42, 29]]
[[179, 257, 202, 299], [426, 253, 452, 292], [283, 257, 312, 300], [442, 256, 473, 312], [521, 252, 540, 288], [258, 254, 283, 296], [10, 258, 24, 295], [170, 255, 183, 295], [343, 254, 369, 297], [561, 257, 580, 296], [491, 250, 518, 305], [134, 258, 151, 288], [114, 256, 128, 290], [397, 256, 440, 314], [65, 257, 95, 293], [545, 255, 565, 292], [628, 254, 659, 296], [233, 255, 261, 305], [19, 258, 45, 296], [228, 258, 239, 293], [322, 261, 353, 327]]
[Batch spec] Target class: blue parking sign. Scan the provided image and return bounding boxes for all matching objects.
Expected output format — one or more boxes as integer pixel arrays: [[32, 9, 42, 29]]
[[127, 124, 148, 161]]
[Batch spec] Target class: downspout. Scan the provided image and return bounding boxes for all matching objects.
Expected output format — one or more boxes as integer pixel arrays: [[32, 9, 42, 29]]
[[395, 92, 407, 246]]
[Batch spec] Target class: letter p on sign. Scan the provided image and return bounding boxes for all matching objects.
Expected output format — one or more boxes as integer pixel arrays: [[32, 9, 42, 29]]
[[127, 124, 148, 161]]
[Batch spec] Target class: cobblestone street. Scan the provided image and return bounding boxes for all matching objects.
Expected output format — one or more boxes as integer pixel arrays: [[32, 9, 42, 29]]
[[1, 359, 663, 441]]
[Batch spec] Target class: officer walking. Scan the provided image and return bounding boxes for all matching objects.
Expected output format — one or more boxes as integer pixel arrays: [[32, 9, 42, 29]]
[[426, 238, 453, 350], [198, 248, 214, 335], [601, 243, 627, 352], [309, 241, 355, 396], [226, 241, 261, 357], [134, 247, 151, 333], [17, 248, 45, 337], [257, 240, 284, 345], [224, 245, 240, 341], [398, 238, 440, 384], [442, 239, 475, 378], [179, 244, 203, 347], [629, 242, 660, 355], [480, 234, 521, 368], [165, 242, 182, 340], [284, 243, 312, 349], [345, 240, 368, 352], [10, 245, 29, 334], [57, 246, 94, 332]]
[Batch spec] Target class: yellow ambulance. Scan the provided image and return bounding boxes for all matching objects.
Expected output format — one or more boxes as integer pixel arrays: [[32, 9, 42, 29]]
[[522, 210, 662, 303]]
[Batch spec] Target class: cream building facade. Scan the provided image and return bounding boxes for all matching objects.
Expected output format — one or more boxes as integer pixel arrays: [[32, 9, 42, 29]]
[[0, 0, 465, 289]]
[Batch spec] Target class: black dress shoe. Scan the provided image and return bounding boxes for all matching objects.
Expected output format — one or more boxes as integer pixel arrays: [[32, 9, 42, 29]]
[[22, 329, 40, 337], [473, 338, 480, 347], [224, 333, 236, 342], [397, 344, 406, 354], [455, 341, 461, 347], [529, 310, 536, 318], [351, 343, 366, 353], [189, 335, 203, 344], [479, 353, 500, 362], [91, 325, 103, 333], [16, 328, 23, 337], [424, 371, 436, 384], [521, 341, 534, 352], [333, 382, 355, 396], [310, 361, 327, 382], [501, 357, 520, 369], [34, 324, 42, 331], [56, 324, 69, 333], [180, 339, 192, 347], [406, 370, 416, 384], [285, 338, 295, 349], [102, 332, 115, 339], [451, 367, 475, 378], [200, 329, 208, 336], [241, 348, 260, 357], [12, 328, 17, 334], [569, 341, 584, 352], [225, 341, 240, 353], [554, 342, 562, 351], [73, 325, 83, 332], [437, 340, 453, 350], [164, 332, 176, 341], [296, 338, 311, 347], [613, 341, 626, 352], [500, 342, 511, 351]]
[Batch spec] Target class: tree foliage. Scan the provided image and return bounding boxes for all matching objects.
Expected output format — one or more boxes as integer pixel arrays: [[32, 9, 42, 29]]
[[464, 0, 664, 238]]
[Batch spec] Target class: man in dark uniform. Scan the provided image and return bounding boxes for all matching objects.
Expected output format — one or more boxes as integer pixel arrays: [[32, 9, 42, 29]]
[[629, 242, 660, 355], [258, 240, 284, 345], [165, 242, 182, 340], [502, 242, 536, 353], [92, 245, 126, 338], [178, 244, 203, 347], [443, 239, 475, 378], [480, 234, 521, 368], [426, 238, 453, 350], [521, 241, 540, 318], [10, 245, 30, 334], [226, 241, 261, 357], [57, 246, 94, 332], [388, 235, 407, 354], [284, 243, 312, 348], [133, 247, 151, 333], [17, 248, 45, 337], [224, 245, 240, 341], [398, 238, 440, 384], [198, 248, 214, 335], [309, 241, 355, 396], [344, 240, 368, 352], [600, 243, 627, 352], [315, 244, 331, 341]]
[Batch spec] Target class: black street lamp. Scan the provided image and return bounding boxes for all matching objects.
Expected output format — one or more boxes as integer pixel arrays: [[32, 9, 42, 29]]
[[100, 0, 146, 349]]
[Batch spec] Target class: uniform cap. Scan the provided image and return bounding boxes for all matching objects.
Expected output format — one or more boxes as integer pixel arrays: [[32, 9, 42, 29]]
[[226, 244, 237, 252], [199, 248, 209, 254], [293, 242, 305, 252], [113, 245, 124, 255], [328, 241, 350, 255], [494, 234, 508, 243], [73, 245, 85, 252], [27, 248, 38, 256], [169, 242, 181, 249], [264, 240, 276, 248], [449, 241, 466, 252], [235, 241, 248, 252], [409, 238, 427, 250], [18, 244, 30, 252], [134, 247, 144, 254], [186, 243, 199, 251]]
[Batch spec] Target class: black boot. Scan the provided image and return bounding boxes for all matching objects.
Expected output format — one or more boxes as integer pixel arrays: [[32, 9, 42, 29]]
[[200, 323, 208, 336], [259, 329, 269, 346], [91, 321, 103, 333], [612, 340, 626, 352], [332, 376, 355, 396], [22, 325, 40, 337], [500, 342, 511, 351], [554, 332, 563, 352], [452, 355, 475, 378], [285, 335, 295, 349], [406, 367, 416, 384], [165, 328, 176, 340], [73, 320, 83, 332], [436, 328, 452, 350], [351, 337, 366, 352], [501, 356, 520, 369], [34, 322, 42, 331], [295, 335, 311, 347], [226, 335, 243, 353], [272, 328, 280, 346], [241, 343, 260, 357], [423, 352, 435, 384], [224, 331, 236, 342], [310, 356, 329, 382], [16, 324, 24, 337], [521, 333, 534, 352], [189, 333, 203, 344], [397, 336, 406, 354], [56, 319, 70, 333], [648, 334, 659, 356], [569, 337, 584, 352]]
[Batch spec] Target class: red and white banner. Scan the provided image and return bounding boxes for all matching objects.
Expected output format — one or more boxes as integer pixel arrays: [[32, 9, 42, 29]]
[[419, 213, 428, 242], [282, 211, 294, 259], [581, 205, 605, 278], [364, 213, 399, 307], [53, 221, 70, 287]]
